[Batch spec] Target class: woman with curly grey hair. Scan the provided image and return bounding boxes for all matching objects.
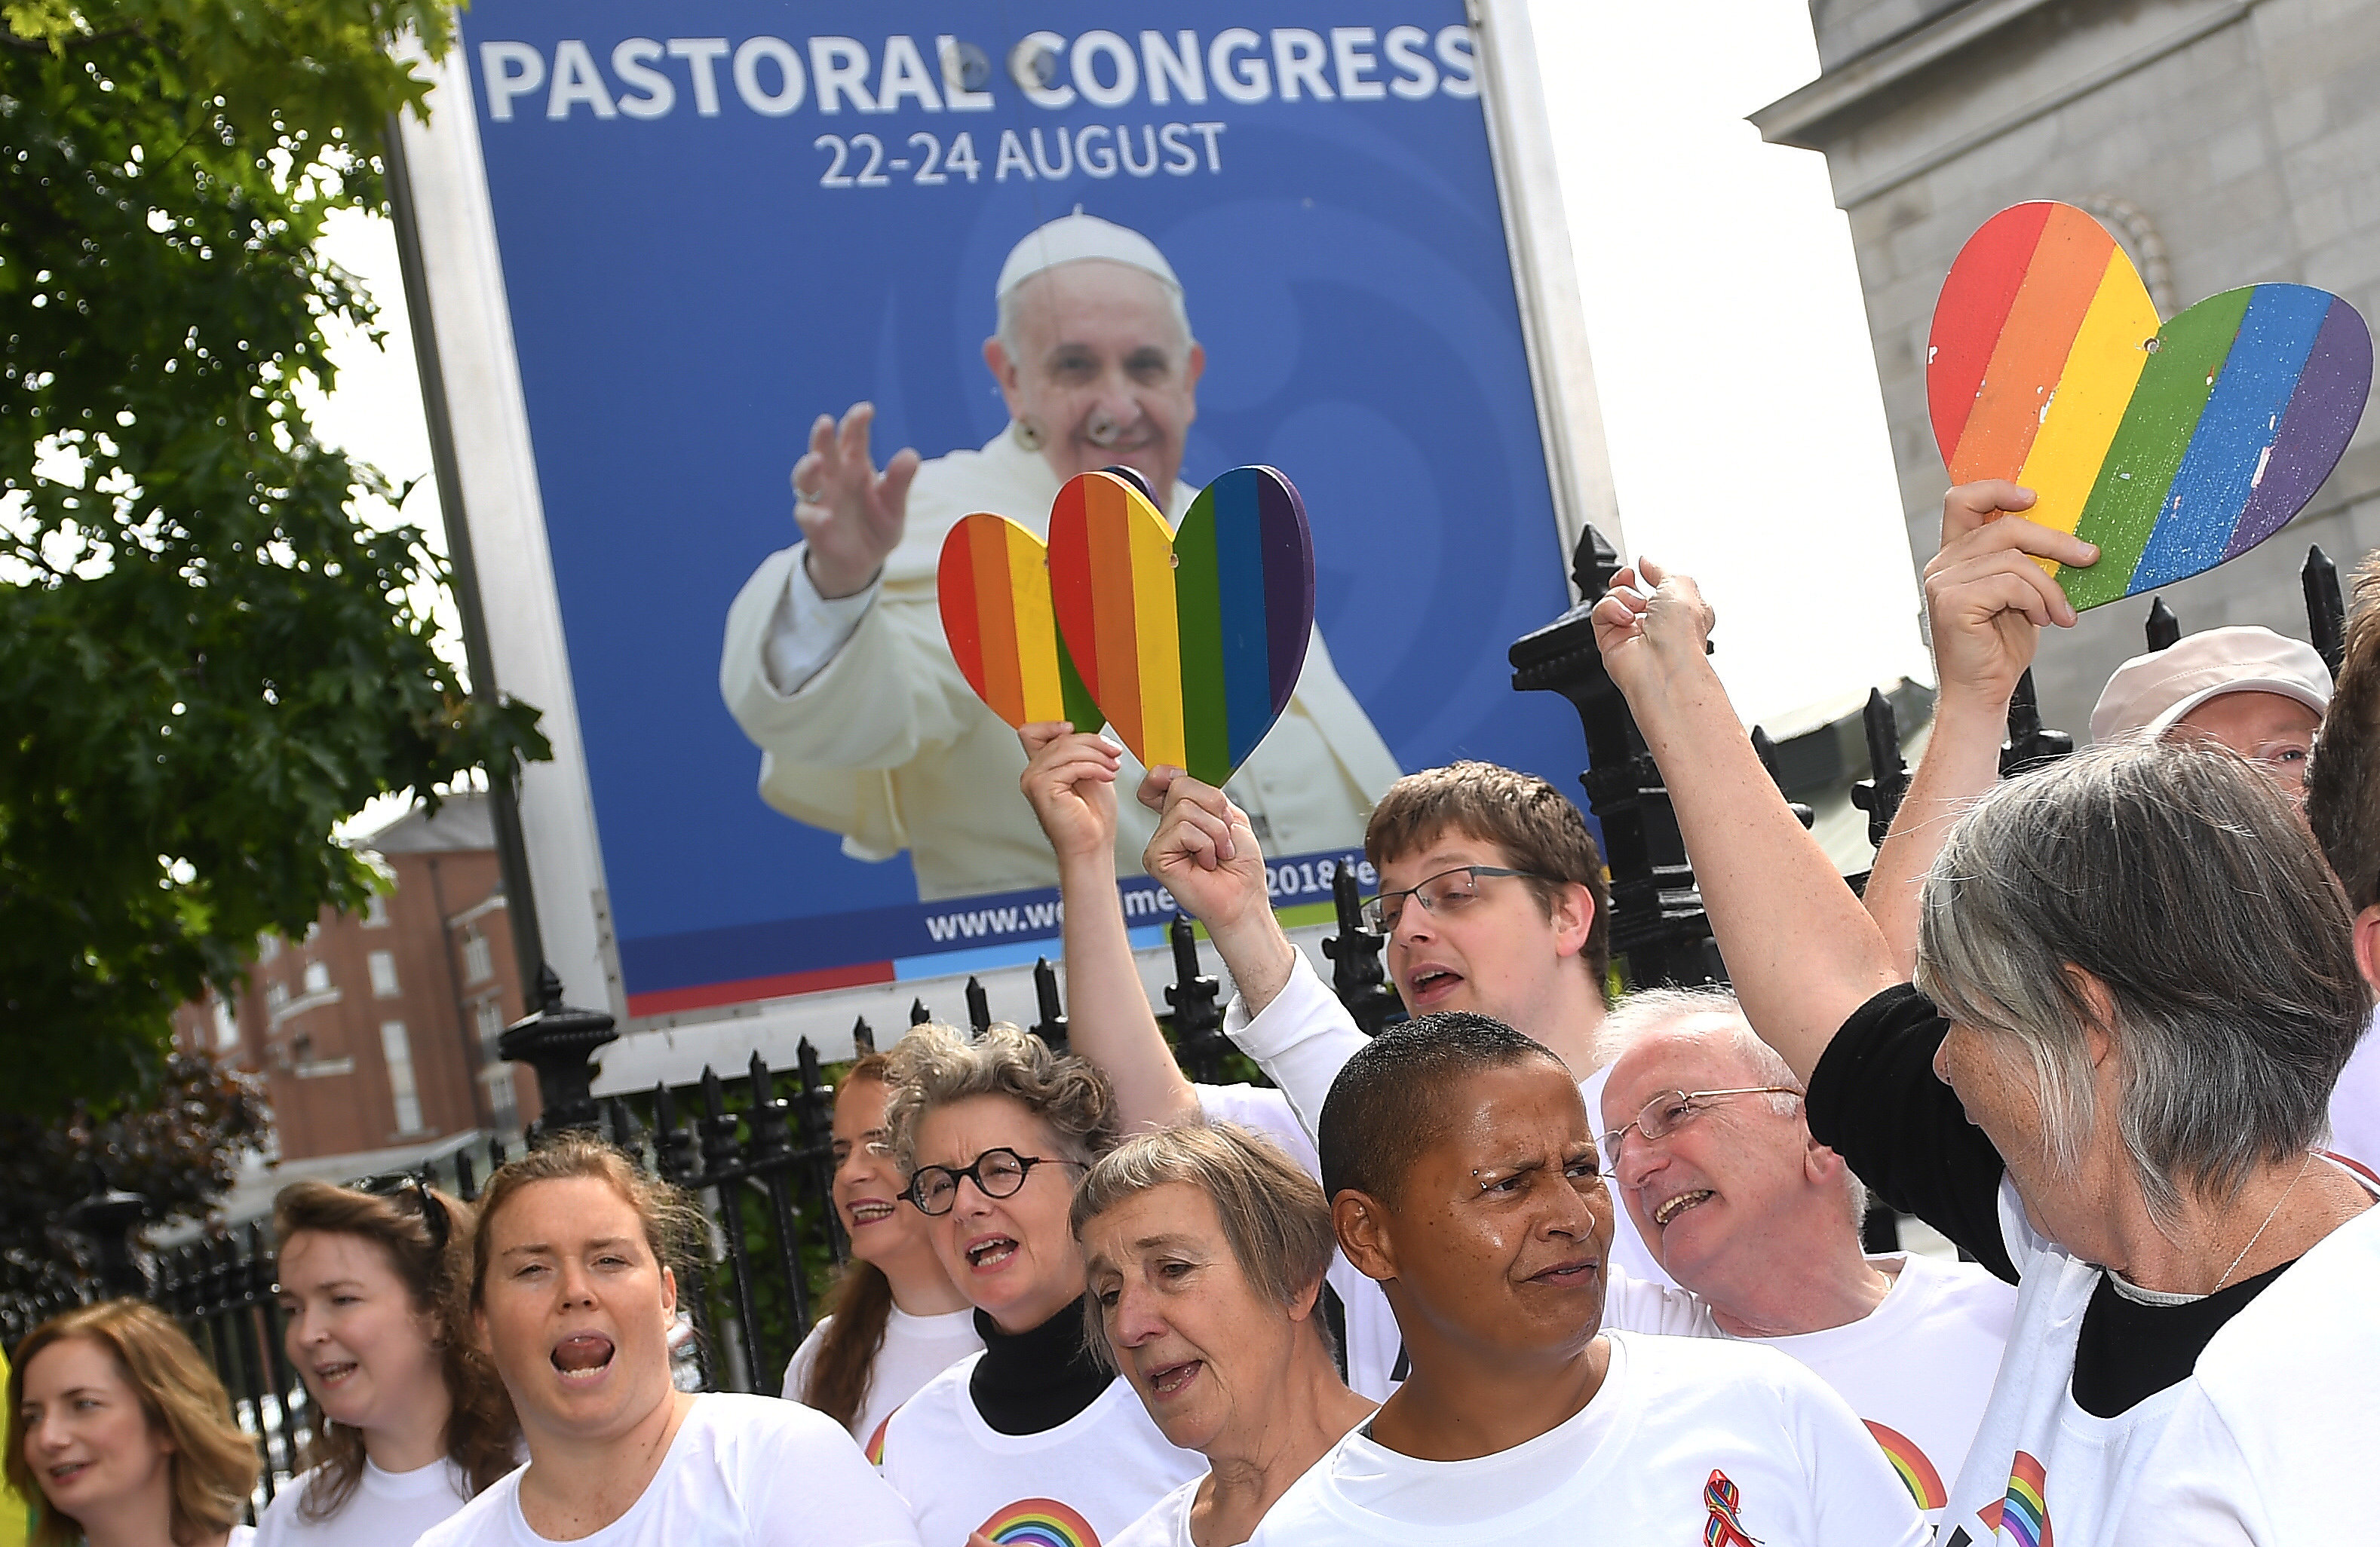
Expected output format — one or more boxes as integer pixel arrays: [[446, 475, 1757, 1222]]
[[876, 1023, 1202, 1545]]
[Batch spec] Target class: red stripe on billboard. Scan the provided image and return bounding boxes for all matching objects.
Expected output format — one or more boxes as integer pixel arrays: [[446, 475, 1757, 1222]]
[[626, 960, 896, 1017]]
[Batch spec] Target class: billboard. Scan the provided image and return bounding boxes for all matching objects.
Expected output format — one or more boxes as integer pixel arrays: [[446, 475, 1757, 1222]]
[[402, 1, 1611, 1068]]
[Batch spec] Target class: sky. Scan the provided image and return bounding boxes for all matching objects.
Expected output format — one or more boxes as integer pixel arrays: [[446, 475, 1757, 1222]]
[[313, 0, 1930, 830]]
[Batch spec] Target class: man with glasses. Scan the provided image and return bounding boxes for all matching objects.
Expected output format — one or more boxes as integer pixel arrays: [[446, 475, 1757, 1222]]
[[1590, 988, 2013, 1524]]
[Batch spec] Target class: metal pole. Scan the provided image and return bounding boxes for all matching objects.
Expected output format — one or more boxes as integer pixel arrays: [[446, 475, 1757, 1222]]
[[380, 111, 547, 994]]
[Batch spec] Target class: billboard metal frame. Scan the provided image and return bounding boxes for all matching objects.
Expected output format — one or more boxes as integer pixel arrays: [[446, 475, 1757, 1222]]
[[387, 0, 1620, 1092]]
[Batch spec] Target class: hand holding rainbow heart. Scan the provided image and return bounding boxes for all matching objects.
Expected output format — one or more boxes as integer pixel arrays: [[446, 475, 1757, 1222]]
[[938, 465, 1316, 787], [1929, 199, 2371, 610]]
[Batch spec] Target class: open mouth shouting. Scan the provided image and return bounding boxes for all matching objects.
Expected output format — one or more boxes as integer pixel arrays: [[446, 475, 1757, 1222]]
[[1140, 1358, 1204, 1402], [311, 1359, 360, 1390], [962, 1233, 1020, 1274], [551, 1332, 617, 1383], [842, 1198, 897, 1231], [1652, 1189, 1715, 1230], [1402, 963, 1466, 1008]]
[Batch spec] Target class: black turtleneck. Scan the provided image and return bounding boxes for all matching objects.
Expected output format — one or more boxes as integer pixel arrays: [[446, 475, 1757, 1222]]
[[968, 1297, 1113, 1435]]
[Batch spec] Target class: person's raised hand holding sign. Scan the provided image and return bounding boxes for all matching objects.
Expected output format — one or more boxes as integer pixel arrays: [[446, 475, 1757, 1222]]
[[1139, 767, 1300, 1014], [791, 402, 922, 599], [1863, 481, 2098, 976]]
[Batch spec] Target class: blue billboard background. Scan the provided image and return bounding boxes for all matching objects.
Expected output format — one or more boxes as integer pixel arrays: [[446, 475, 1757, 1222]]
[[458, 2, 1590, 1011]]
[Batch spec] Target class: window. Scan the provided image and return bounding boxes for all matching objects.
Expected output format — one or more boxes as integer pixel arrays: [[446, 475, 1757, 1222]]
[[381, 1021, 423, 1133], [361, 890, 391, 928], [302, 960, 331, 996], [486, 1065, 520, 1136], [475, 996, 507, 1050], [211, 997, 238, 1049], [368, 950, 400, 998], [257, 933, 282, 963], [462, 927, 493, 985], [265, 981, 290, 1012]]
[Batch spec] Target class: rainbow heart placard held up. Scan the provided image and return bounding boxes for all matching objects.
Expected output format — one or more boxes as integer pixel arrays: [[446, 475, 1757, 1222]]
[[1046, 466, 1315, 786], [1928, 201, 2371, 610], [936, 513, 1103, 733]]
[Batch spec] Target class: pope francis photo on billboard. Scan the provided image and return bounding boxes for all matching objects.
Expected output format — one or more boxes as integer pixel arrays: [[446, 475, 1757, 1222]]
[[720, 211, 1400, 902]]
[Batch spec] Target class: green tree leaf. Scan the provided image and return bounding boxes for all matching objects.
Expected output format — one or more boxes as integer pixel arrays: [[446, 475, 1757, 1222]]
[[2, 1, 548, 1117]]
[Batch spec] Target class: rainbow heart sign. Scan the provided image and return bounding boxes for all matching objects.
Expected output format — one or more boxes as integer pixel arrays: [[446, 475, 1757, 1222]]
[[936, 513, 1103, 733], [1046, 465, 1315, 786], [1929, 200, 2370, 609]]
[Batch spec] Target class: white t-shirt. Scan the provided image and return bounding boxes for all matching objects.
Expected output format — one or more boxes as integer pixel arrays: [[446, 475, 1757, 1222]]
[[410, 1393, 918, 1547], [1247, 1331, 1926, 1547], [880, 1351, 1205, 1547], [1109, 1476, 1203, 1547], [782, 1302, 984, 1458], [1938, 1170, 2378, 1547], [253, 1457, 474, 1547], [1605, 1250, 2013, 1523], [2106, 1196, 2380, 1545]]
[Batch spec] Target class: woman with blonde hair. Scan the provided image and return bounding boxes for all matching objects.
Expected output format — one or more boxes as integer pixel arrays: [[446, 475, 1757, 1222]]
[[413, 1136, 916, 1547], [6, 1298, 260, 1547], [877, 1023, 1202, 1545], [784, 1053, 977, 1455], [255, 1176, 519, 1546]]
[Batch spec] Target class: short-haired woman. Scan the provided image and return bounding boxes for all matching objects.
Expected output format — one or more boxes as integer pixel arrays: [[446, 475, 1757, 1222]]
[[879, 1024, 1203, 1545], [7, 1300, 261, 1547], [256, 1178, 519, 1547], [1073, 1123, 1374, 1547], [1594, 556, 2380, 1547], [410, 1137, 917, 1547], [783, 1053, 978, 1456]]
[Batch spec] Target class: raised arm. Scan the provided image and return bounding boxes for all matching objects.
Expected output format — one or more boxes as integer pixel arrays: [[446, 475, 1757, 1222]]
[[1864, 482, 2096, 976], [1138, 768, 1299, 1014], [1590, 562, 1899, 1083], [1018, 724, 1199, 1130]]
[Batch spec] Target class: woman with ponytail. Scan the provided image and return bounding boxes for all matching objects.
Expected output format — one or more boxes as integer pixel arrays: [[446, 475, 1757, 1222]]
[[784, 1054, 977, 1454], [255, 1177, 519, 1547]]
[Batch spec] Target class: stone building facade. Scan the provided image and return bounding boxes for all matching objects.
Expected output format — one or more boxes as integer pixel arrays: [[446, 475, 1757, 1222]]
[[1758, 0, 2380, 734], [170, 794, 538, 1165]]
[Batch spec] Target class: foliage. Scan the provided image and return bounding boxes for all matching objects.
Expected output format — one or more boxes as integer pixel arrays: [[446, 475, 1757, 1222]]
[[0, 1047, 269, 1291], [1, 2, 547, 1114]]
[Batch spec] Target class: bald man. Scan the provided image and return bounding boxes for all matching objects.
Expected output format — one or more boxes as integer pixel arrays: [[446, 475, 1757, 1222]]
[[719, 213, 1398, 900]]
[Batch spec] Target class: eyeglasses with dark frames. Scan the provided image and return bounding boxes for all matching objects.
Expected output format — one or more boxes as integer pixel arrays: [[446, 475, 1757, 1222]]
[[1597, 1086, 1805, 1166], [903, 1147, 1083, 1217], [354, 1170, 452, 1254], [1360, 865, 1553, 933]]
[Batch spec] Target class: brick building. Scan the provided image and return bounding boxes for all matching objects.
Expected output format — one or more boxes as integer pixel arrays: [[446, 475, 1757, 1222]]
[[1757, 0, 2380, 734], [170, 793, 538, 1166]]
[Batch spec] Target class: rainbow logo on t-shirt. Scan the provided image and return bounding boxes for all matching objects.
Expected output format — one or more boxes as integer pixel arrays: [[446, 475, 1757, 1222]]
[[864, 1416, 889, 1466], [977, 1498, 1100, 1547], [1863, 1420, 1948, 1511], [1996, 1451, 2053, 1547]]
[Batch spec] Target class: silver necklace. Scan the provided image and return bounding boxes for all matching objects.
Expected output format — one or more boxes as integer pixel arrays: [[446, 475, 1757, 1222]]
[[2213, 1150, 2316, 1292]]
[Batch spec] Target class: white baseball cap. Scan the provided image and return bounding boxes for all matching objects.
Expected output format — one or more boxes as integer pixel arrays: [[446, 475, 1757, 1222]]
[[2088, 626, 2332, 743], [995, 209, 1181, 300]]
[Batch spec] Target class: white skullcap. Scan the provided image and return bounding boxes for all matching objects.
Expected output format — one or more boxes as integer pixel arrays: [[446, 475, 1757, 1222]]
[[995, 208, 1181, 300]]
